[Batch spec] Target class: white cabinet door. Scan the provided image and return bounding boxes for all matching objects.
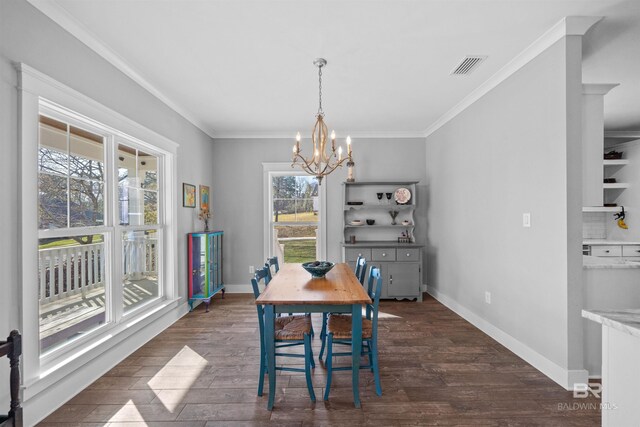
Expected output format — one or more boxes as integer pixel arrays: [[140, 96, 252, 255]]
[[622, 245, 640, 257], [591, 245, 622, 257]]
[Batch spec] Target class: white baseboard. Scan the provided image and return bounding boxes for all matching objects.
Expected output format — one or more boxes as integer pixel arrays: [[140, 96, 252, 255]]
[[427, 286, 588, 391], [223, 283, 254, 293]]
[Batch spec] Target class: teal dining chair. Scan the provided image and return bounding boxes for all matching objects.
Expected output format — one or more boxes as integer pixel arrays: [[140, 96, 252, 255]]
[[251, 266, 316, 401], [323, 266, 383, 400], [319, 256, 367, 359], [264, 256, 279, 282]]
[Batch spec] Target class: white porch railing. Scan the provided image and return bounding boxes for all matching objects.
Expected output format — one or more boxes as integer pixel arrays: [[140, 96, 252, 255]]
[[38, 242, 105, 304], [123, 237, 158, 279], [38, 237, 158, 305]]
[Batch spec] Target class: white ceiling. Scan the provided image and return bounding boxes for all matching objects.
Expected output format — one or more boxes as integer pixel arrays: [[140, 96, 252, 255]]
[[30, 0, 640, 138]]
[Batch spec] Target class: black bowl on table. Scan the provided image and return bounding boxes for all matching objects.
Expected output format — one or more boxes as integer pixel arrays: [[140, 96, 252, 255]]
[[302, 261, 335, 278]]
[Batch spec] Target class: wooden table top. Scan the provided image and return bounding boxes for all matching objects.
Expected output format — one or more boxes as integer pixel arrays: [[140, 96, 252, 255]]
[[255, 263, 372, 305]]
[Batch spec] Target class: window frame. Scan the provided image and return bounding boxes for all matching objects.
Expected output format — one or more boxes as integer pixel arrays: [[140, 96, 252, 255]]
[[262, 162, 327, 262], [18, 64, 179, 392]]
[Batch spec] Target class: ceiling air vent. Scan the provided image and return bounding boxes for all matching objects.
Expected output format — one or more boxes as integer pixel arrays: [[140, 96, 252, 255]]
[[450, 55, 487, 76]]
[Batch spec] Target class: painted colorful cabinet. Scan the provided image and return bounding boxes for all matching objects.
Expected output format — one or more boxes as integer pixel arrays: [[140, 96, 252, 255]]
[[188, 231, 225, 311]]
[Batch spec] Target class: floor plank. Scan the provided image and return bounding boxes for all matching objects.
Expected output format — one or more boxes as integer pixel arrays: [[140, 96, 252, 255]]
[[38, 294, 600, 426]]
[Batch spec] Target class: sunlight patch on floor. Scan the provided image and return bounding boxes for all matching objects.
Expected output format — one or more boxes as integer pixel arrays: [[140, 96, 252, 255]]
[[377, 311, 401, 319], [108, 399, 143, 423], [151, 345, 208, 412]]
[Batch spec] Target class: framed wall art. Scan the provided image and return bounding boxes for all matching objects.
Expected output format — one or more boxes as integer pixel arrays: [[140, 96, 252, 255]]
[[183, 183, 196, 208], [200, 185, 210, 212]]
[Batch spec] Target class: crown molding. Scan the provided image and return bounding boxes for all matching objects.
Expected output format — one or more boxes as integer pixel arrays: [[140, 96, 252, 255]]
[[26, 0, 218, 138], [605, 131, 640, 138], [582, 83, 619, 95], [213, 130, 427, 140], [423, 16, 603, 138]]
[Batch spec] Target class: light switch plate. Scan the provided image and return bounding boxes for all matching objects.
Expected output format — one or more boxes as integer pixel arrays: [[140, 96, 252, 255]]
[[523, 213, 531, 228]]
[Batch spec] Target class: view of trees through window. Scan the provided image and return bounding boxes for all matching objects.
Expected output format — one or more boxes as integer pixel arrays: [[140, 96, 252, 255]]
[[37, 114, 163, 352], [272, 175, 319, 263]]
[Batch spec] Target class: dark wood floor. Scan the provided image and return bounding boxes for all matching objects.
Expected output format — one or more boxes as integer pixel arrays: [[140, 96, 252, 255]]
[[39, 293, 600, 426]]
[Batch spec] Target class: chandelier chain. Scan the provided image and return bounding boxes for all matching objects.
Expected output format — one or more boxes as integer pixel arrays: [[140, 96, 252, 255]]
[[317, 65, 323, 116]]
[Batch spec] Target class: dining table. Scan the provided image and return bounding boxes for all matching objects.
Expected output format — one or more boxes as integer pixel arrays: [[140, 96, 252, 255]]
[[255, 262, 372, 410]]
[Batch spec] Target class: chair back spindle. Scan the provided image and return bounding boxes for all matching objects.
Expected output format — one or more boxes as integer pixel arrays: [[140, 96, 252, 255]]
[[0, 330, 22, 427], [354, 256, 367, 285]]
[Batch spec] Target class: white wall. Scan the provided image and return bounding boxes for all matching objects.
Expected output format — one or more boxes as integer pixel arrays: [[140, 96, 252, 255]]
[[211, 137, 427, 288], [0, 0, 214, 422], [425, 37, 585, 388]]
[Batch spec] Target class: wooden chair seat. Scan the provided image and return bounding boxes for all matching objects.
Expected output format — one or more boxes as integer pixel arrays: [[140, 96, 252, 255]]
[[328, 314, 372, 339], [275, 315, 313, 340]]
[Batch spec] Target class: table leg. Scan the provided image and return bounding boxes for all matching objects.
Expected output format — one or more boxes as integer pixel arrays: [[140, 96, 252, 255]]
[[265, 305, 276, 410], [351, 303, 362, 408]]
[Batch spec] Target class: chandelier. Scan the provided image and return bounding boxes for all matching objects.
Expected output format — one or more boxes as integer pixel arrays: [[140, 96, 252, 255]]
[[292, 58, 353, 184]]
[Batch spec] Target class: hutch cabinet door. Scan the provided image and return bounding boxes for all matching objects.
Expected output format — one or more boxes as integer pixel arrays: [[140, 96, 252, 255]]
[[190, 234, 207, 297], [208, 232, 223, 290], [386, 263, 420, 297]]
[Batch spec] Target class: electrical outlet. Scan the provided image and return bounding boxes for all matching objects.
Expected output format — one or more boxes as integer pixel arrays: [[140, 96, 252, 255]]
[[249, 265, 255, 274], [485, 291, 491, 304], [523, 213, 531, 228]]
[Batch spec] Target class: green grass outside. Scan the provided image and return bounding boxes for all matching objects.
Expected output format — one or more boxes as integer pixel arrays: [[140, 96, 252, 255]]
[[274, 211, 318, 222], [281, 239, 316, 263], [39, 235, 104, 249]]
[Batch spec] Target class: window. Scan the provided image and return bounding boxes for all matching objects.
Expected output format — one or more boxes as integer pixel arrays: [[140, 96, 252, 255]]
[[263, 164, 326, 264], [117, 144, 161, 313], [38, 114, 109, 352], [20, 64, 178, 390], [37, 108, 169, 353]]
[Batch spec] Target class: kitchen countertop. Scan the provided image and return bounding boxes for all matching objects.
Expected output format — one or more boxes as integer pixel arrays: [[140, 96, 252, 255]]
[[583, 239, 640, 245], [582, 308, 640, 339], [583, 255, 640, 269]]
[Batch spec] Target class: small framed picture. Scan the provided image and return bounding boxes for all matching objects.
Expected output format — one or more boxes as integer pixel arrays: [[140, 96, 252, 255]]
[[183, 183, 196, 208], [200, 185, 210, 212]]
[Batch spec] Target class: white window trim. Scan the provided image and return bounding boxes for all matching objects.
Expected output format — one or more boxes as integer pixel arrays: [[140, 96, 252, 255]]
[[262, 162, 327, 262], [18, 63, 179, 396]]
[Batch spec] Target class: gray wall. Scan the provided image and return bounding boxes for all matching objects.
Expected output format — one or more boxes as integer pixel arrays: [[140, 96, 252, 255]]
[[211, 137, 427, 287], [0, 0, 214, 417], [424, 37, 584, 378]]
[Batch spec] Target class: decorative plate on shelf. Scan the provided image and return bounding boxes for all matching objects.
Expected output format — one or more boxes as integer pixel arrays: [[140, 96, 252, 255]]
[[394, 187, 412, 204]]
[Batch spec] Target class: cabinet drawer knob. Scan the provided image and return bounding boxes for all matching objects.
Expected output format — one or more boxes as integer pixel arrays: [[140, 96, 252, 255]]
[[406, 253, 411, 257], [382, 253, 386, 257], [358, 253, 362, 257], [605, 250, 610, 253], [636, 250, 640, 253]]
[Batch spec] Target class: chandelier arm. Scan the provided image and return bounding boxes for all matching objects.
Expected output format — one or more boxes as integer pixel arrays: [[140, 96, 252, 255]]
[[292, 153, 321, 174], [318, 154, 347, 177]]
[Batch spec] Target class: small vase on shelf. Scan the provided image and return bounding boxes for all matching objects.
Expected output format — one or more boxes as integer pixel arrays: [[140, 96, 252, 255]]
[[389, 210, 399, 225]]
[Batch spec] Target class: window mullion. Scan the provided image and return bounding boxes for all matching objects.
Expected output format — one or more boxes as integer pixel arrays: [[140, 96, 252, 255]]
[[109, 135, 124, 323]]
